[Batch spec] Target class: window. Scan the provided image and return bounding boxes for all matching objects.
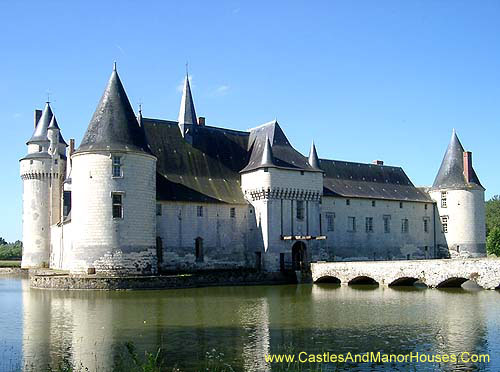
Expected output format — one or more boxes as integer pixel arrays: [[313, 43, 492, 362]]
[[296, 201, 305, 220], [423, 218, 429, 233], [54, 159, 58, 164], [399, 202, 403, 209], [346, 199, 350, 206], [156, 237, 163, 264], [195, 237, 204, 262], [38, 145, 42, 152], [112, 193, 123, 219], [63, 191, 71, 218], [365, 217, 373, 233], [112, 156, 122, 177], [441, 191, 447, 208], [371, 200, 376, 207], [401, 218, 409, 233], [197, 206, 203, 217], [424, 204, 428, 210], [441, 216, 448, 233], [230, 207, 236, 218], [383, 215, 391, 233], [326, 213, 335, 231], [300, 171, 304, 175], [348, 216, 356, 232], [156, 204, 162, 216], [263, 167, 269, 172]]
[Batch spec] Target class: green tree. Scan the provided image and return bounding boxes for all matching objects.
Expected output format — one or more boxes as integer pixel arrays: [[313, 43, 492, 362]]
[[487, 226, 500, 256], [0, 237, 6, 245], [486, 195, 500, 236]]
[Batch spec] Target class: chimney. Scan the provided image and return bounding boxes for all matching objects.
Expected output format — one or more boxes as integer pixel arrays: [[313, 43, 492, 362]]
[[198, 116, 205, 126], [463, 151, 472, 183], [34, 109, 42, 128], [372, 160, 384, 166]]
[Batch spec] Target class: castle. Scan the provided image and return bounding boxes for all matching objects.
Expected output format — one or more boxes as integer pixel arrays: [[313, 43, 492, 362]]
[[20, 65, 486, 275]]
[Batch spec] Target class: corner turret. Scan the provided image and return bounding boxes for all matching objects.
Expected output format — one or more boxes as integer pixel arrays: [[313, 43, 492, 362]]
[[429, 129, 486, 258], [20, 103, 67, 268], [70, 64, 157, 275]]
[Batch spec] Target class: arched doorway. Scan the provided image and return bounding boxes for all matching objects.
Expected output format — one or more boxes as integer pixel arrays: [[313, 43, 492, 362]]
[[292, 241, 307, 271]]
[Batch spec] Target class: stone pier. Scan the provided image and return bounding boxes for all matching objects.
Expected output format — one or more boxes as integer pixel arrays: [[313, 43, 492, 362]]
[[311, 258, 500, 289]]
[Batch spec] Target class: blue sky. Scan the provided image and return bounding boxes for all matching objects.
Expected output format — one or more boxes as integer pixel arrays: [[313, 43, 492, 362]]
[[1, 1, 499, 242]]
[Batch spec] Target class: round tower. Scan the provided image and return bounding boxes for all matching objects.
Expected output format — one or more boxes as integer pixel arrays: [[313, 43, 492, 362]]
[[429, 130, 486, 258], [70, 65, 157, 275], [20, 104, 67, 268]]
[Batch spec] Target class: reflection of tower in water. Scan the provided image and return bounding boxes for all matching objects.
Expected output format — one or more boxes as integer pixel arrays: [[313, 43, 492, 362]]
[[22, 286, 115, 371], [238, 297, 271, 372], [22, 281, 51, 369]]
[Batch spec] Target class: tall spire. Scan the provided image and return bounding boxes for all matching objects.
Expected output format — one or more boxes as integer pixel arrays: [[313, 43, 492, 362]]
[[75, 66, 151, 154], [27, 102, 53, 144], [178, 74, 197, 127], [308, 141, 320, 169], [432, 129, 482, 189], [260, 135, 275, 166]]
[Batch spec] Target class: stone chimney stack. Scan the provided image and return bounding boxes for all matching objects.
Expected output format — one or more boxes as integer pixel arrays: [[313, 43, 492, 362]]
[[463, 151, 472, 183], [34, 109, 42, 128], [198, 116, 205, 126]]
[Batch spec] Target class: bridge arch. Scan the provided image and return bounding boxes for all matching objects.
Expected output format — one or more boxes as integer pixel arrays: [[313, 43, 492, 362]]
[[389, 277, 420, 287], [315, 276, 341, 284], [348, 276, 378, 285], [436, 277, 469, 288]]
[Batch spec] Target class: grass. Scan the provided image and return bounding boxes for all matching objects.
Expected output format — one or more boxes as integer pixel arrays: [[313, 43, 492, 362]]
[[0, 260, 21, 268], [18, 342, 334, 372]]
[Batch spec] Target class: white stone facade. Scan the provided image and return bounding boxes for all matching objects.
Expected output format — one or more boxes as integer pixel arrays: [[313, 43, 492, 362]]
[[67, 151, 157, 275], [429, 187, 486, 257]]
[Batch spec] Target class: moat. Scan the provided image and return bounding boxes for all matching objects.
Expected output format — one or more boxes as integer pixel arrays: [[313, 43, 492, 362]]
[[1, 275, 500, 372]]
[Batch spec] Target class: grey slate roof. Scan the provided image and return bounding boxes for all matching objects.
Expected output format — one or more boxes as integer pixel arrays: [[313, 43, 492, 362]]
[[26, 103, 66, 146], [178, 76, 197, 126], [431, 130, 483, 190], [142, 116, 430, 204], [75, 68, 152, 155], [27, 103, 53, 144], [241, 120, 319, 173], [142, 118, 249, 203], [321, 159, 433, 202], [308, 142, 321, 170], [260, 136, 275, 167], [48, 116, 68, 146]]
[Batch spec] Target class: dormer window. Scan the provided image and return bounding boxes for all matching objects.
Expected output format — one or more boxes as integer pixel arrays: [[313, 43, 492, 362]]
[[112, 156, 122, 177], [38, 145, 42, 152]]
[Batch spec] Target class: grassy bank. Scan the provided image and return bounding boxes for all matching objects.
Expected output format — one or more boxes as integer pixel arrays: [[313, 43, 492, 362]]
[[0, 260, 21, 268]]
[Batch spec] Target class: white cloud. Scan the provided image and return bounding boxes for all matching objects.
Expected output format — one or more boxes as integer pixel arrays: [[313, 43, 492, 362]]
[[212, 85, 230, 96]]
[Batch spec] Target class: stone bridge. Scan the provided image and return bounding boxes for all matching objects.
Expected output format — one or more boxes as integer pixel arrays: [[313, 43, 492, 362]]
[[310, 258, 500, 289]]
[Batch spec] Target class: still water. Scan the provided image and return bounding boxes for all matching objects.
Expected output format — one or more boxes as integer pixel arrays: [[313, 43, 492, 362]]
[[1, 275, 499, 372]]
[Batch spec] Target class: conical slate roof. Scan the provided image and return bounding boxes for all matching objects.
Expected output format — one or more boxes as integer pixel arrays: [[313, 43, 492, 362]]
[[260, 135, 275, 166], [27, 103, 53, 144], [308, 141, 320, 169], [76, 67, 151, 154], [432, 129, 482, 189], [178, 75, 197, 126], [48, 115, 67, 146]]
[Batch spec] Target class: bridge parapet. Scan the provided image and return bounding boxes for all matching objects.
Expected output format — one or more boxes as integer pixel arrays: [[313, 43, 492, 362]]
[[311, 258, 500, 289]]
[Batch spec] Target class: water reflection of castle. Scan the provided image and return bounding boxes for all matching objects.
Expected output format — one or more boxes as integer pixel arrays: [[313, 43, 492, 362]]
[[22, 282, 491, 371]]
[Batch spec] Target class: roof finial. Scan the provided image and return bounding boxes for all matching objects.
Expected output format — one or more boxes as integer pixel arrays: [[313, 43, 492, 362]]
[[138, 102, 142, 114], [185, 61, 189, 77], [46, 89, 51, 104], [113, 61, 117, 71]]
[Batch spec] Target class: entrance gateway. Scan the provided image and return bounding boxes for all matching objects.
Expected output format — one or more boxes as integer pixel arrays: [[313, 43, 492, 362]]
[[292, 241, 307, 271]]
